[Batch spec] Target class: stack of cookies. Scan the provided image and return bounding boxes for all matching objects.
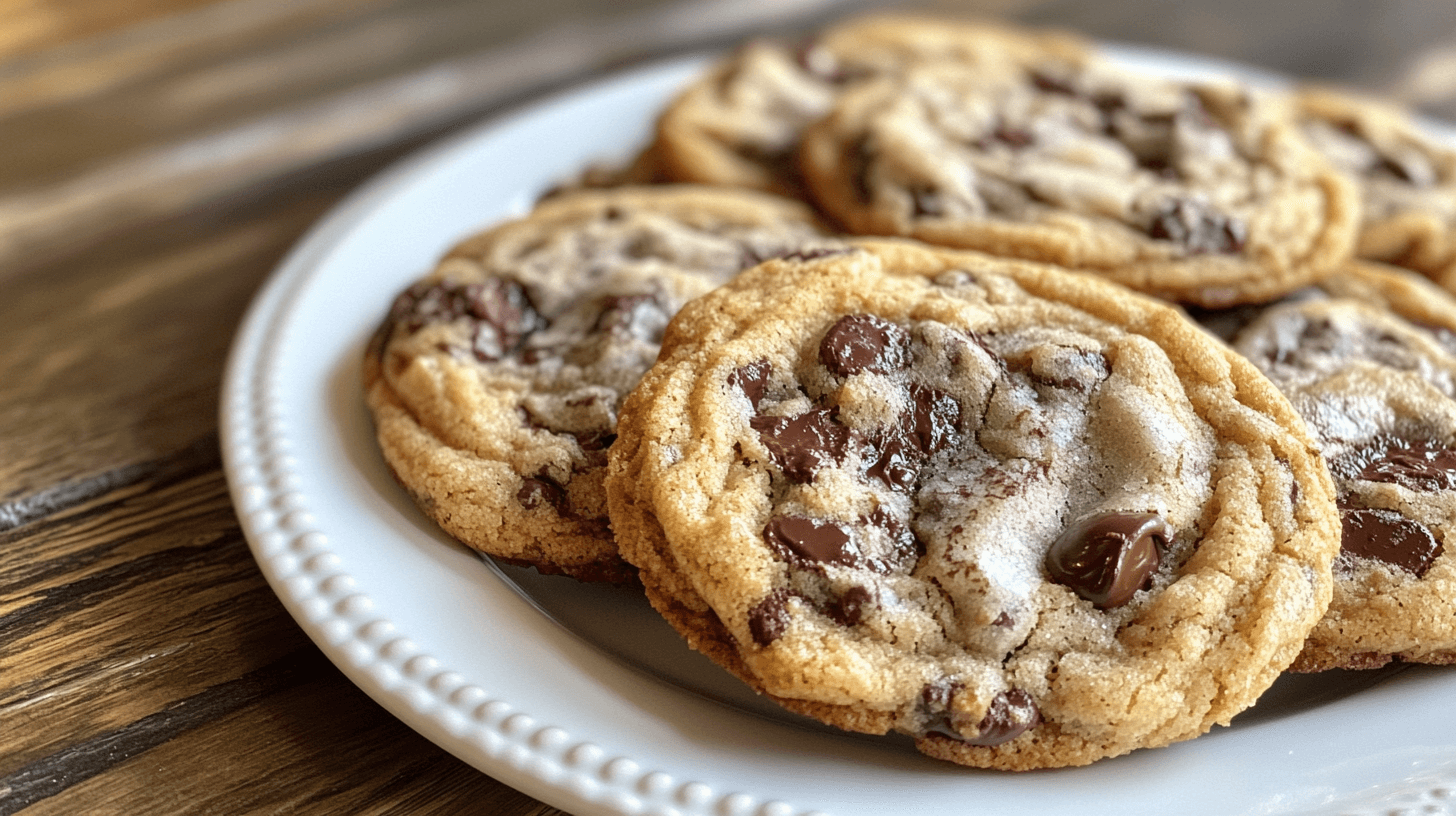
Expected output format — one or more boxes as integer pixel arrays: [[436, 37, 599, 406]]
[[362, 13, 1456, 770]]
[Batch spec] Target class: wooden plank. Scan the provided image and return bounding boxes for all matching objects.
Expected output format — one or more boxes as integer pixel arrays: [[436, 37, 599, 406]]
[[0, 448, 567, 814], [0, 190, 335, 511]]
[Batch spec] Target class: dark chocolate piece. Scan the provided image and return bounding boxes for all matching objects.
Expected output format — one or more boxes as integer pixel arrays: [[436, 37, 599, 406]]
[[963, 689, 1040, 746], [750, 409, 853, 482], [749, 588, 799, 646], [764, 515, 856, 566], [1359, 440, 1456, 492], [828, 585, 875, 626], [907, 383, 960, 454], [819, 314, 911, 377], [1340, 507, 1443, 576], [1045, 512, 1171, 608], [728, 359, 773, 411], [919, 684, 1038, 745], [516, 474, 566, 511]]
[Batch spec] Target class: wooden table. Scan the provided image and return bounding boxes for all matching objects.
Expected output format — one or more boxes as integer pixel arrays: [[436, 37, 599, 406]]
[[3, 1, 1455, 814]]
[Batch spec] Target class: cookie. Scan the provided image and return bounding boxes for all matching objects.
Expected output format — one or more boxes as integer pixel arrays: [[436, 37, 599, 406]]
[[651, 13, 1092, 197], [605, 239, 1339, 769], [363, 185, 835, 582], [1222, 261, 1456, 671], [1295, 86, 1456, 286], [798, 58, 1360, 308]]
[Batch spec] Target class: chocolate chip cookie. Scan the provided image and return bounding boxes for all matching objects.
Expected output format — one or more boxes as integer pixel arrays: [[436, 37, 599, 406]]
[[606, 239, 1339, 768], [1222, 261, 1456, 671], [1295, 86, 1456, 287], [651, 13, 1091, 197], [363, 185, 834, 582], [798, 59, 1360, 308]]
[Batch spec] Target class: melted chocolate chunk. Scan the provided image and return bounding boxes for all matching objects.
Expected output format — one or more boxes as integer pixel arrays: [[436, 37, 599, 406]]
[[819, 314, 911, 377], [728, 359, 773, 411], [517, 474, 566, 511], [828, 585, 875, 626], [908, 384, 960, 454], [862, 386, 960, 491], [864, 432, 920, 491], [1045, 512, 1171, 609], [919, 684, 1038, 745], [964, 689, 1040, 746], [1340, 507, 1443, 576], [750, 409, 853, 482], [764, 516, 855, 567], [1148, 198, 1247, 255], [749, 588, 800, 646], [1359, 440, 1456, 492]]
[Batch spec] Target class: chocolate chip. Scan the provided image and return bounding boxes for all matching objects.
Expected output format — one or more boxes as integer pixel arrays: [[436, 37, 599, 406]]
[[963, 689, 1040, 746], [908, 384, 960, 454], [385, 277, 544, 362], [1148, 198, 1247, 255], [465, 278, 549, 361], [864, 432, 920, 491], [828, 585, 875, 626], [750, 409, 853, 482], [574, 432, 616, 467], [918, 680, 963, 739], [749, 588, 799, 646], [920, 683, 1038, 745], [517, 474, 566, 511], [819, 314, 910, 377], [1340, 507, 1443, 576], [861, 386, 960, 491], [1045, 512, 1171, 609], [728, 359, 773, 411], [764, 515, 855, 567], [1358, 440, 1456, 492]]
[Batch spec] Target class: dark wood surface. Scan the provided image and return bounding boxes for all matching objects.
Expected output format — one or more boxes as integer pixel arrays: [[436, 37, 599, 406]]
[[3, 1, 1455, 814]]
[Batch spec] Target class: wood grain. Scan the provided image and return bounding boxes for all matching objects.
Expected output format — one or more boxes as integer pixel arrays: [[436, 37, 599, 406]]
[[5, 0, 1456, 813]]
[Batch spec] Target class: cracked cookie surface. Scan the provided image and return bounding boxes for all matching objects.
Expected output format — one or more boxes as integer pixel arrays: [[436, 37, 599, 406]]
[[1220, 261, 1456, 671], [798, 59, 1359, 308], [363, 185, 834, 582], [606, 239, 1338, 769]]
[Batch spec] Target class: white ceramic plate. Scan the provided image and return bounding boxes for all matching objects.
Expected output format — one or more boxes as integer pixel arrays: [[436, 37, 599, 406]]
[[220, 46, 1456, 816]]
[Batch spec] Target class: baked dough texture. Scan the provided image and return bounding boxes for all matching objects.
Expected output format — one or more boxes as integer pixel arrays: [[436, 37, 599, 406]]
[[606, 240, 1339, 768], [363, 185, 834, 582], [1223, 261, 1456, 670], [652, 13, 1091, 197], [798, 60, 1359, 308]]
